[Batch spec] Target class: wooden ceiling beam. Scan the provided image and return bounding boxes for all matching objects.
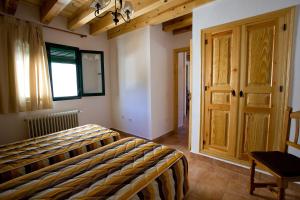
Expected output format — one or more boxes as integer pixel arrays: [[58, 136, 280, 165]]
[[106, 0, 211, 39], [173, 25, 192, 35], [90, 0, 169, 35], [40, 0, 72, 24], [4, 0, 19, 15], [162, 13, 192, 32], [148, 0, 209, 25], [68, 1, 114, 31]]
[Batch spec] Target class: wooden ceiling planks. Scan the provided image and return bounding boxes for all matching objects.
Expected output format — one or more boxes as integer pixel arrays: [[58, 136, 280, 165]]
[[173, 25, 192, 35], [19, 0, 211, 38], [162, 13, 192, 32], [107, 0, 211, 39], [89, 0, 164, 35], [68, 0, 113, 30], [58, 0, 90, 18], [40, 0, 72, 24]]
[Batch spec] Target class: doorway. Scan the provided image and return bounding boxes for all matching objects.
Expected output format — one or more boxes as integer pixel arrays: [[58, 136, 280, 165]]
[[173, 47, 191, 148]]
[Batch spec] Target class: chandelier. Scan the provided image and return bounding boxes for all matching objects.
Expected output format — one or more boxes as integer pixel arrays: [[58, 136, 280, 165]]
[[91, 0, 134, 25]]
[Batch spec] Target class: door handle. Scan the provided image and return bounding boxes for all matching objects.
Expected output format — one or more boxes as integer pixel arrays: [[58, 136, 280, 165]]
[[240, 90, 244, 97], [231, 90, 236, 96]]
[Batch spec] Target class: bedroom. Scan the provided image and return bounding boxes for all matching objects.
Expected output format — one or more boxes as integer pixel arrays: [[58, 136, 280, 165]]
[[0, 0, 300, 199]]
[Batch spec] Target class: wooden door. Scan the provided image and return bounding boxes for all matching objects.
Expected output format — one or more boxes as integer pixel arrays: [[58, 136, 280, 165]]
[[201, 8, 294, 163], [237, 18, 283, 160], [203, 28, 240, 157]]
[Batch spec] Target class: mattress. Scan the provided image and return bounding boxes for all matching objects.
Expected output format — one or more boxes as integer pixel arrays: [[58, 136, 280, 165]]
[[0, 124, 120, 183], [0, 137, 189, 200]]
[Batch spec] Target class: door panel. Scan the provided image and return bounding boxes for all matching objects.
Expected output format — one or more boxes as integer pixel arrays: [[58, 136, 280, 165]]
[[240, 113, 270, 160], [212, 93, 230, 105], [247, 23, 275, 86], [210, 110, 229, 149], [238, 20, 278, 160], [203, 28, 240, 157], [246, 94, 271, 108], [212, 34, 231, 86]]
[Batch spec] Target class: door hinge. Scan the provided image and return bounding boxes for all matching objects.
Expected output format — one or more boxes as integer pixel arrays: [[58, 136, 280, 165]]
[[203, 140, 206, 145], [204, 86, 208, 91], [205, 39, 208, 45], [283, 24, 287, 31], [279, 85, 284, 92]]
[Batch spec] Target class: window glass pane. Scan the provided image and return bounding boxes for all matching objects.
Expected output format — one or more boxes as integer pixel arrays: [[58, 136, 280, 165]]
[[51, 62, 78, 97], [81, 52, 104, 95]]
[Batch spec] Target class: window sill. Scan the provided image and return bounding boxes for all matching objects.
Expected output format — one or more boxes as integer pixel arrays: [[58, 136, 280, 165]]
[[53, 96, 81, 101]]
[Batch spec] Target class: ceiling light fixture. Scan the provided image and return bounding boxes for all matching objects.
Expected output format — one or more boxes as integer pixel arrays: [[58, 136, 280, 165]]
[[91, 0, 134, 25]]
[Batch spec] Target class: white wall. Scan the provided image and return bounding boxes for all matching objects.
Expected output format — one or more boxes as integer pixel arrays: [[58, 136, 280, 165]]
[[173, 31, 192, 49], [291, 7, 300, 110], [149, 25, 174, 139], [111, 24, 191, 139], [149, 26, 191, 138], [191, 0, 300, 154], [178, 52, 185, 127], [0, 2, 112, 145], [110, 27, 152, 139]]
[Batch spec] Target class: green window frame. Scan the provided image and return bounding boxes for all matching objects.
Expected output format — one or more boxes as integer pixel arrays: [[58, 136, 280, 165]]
[[46, 42, 82, 101]]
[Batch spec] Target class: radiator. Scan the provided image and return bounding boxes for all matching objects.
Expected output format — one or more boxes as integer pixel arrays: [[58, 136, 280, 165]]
[[25, 110, 80, 138]]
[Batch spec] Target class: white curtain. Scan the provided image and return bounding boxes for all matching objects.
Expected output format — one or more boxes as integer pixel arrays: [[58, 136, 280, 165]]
[[0, 15, 53, 114]]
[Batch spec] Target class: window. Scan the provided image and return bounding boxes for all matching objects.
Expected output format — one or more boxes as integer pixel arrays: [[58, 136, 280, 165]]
[[81, 51, 105, 96], [46, 43, 82, 101]]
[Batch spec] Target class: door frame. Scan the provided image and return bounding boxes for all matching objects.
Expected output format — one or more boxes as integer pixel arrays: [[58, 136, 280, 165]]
[[173, 47, 190, 132], [199, 7, 295, 162]]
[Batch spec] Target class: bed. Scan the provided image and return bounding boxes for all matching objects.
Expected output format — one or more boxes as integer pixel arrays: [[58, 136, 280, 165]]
[[0, 124, 120, 183], [0, 137, 189, 200]]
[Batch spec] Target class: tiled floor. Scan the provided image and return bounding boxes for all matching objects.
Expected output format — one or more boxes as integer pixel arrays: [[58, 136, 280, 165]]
[[152, 125, 300, 200]]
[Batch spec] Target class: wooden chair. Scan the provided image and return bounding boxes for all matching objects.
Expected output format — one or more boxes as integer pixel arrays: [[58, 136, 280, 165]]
[[249, 107, 300, 200]]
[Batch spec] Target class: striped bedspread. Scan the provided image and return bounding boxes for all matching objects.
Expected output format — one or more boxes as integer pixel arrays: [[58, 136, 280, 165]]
[[0, 137, 189, 200], [0, 124, 120, 183]]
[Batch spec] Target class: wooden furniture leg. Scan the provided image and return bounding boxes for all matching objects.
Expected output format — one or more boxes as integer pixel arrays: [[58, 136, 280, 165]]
[[249, 159, 256, 194], [277, 179, 287, 200], [278, 187, 285, 200]]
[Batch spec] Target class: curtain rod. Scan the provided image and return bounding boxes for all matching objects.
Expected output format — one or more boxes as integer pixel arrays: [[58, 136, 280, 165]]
[[0, 11, 87, 38], [42, 25, 87, 38]]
